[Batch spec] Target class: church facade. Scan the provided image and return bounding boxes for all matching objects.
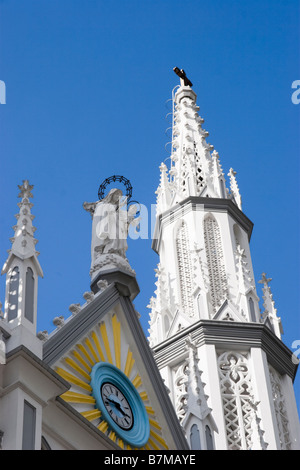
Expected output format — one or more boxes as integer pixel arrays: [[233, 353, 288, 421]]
[[0, 71, 299, 450]]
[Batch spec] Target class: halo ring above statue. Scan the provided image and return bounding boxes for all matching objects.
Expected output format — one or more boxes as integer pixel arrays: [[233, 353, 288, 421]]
[[98, 175, 133, 202], [98, 175, 141, 216]]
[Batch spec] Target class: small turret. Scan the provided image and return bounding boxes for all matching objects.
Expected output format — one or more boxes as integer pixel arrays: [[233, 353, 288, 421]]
[[1, 180, 43, 355]]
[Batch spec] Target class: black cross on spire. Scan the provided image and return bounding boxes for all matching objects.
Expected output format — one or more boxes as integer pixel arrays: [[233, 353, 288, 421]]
[[173, 67, 193, 87]]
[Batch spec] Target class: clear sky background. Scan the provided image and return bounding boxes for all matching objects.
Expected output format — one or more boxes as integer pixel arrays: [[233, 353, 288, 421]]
[[1, 0, 299, 414]]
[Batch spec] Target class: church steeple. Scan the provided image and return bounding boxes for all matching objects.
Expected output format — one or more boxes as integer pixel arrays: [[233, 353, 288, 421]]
[[151, 70, 257, 332], [149, 69, 300, 450], [1, 180, 43, 339], [155, 70, 241, 212]]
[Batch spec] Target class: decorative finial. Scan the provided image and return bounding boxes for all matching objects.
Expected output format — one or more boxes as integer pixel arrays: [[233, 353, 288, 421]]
[[53, 316, 64, 329], [83, 291, 94, 303], [173, 67, 193, 87], [18, 180, 34, 200], [37, 330, 49, 342], [69, 303, 82, 315], [97, 279, 109, 292], [259, 272, 272, 286]]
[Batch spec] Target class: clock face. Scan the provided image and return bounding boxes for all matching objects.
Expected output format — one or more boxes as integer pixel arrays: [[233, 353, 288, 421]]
[[101, 382, 133, 430], [91, 362, 150, 448]]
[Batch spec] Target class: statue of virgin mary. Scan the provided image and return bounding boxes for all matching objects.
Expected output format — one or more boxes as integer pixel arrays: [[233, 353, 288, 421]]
[[83, 188, 139, 276]]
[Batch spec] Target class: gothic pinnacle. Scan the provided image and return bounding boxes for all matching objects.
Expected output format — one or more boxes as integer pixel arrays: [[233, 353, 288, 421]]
[[259, 272, 283, 339], [1, 180, 43, 277], [228, 168, 242, 210]]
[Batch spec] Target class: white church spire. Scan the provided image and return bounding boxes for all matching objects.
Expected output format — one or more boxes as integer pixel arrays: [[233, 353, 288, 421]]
[[149, 69, 300, 450], [155, 68, 236, 213], [1, 180, 43, 341]]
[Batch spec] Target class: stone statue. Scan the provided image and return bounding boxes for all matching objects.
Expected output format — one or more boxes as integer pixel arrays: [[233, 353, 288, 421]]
[[83, 188, 140, 278]]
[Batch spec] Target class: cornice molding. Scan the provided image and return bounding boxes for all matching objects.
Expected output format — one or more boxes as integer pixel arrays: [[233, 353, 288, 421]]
[[152, 320, 298, 380], [5, 345, 70, 395]]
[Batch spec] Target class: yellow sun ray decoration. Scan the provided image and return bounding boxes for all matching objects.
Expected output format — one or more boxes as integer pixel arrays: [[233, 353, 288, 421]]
[[56, 312, 169, 450]]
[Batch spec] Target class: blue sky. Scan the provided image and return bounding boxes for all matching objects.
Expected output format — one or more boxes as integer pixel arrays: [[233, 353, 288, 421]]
[[1, 0, 299, 411]]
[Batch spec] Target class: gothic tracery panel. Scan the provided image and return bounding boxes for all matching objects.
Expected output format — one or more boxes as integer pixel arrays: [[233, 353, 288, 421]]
[[218, 351, 255, 450], [204, 215, 228, 313], [176, 221, 194, 317], [268, 365, 292, 450]]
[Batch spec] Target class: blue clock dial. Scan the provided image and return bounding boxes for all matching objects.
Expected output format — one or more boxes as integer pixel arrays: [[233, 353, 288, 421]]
[[90, 362, 150, 448], [101, 382, 134, 430]]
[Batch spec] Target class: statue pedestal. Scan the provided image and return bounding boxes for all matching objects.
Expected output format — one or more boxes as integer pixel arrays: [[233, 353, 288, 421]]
[[90, 258, 140, 301]]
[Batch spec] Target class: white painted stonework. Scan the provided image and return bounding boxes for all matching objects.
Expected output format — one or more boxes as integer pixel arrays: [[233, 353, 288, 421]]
[[0, 75, 299, 451], [149, 82, 300, 450], [0, 179, 186, 451]]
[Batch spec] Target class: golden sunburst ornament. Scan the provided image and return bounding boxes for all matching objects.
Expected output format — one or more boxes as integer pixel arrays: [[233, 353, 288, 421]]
[[55, 312, 169, 450]]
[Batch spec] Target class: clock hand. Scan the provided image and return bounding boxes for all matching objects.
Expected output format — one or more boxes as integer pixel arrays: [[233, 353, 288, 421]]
[[107, 398, 131, 419], [107, 397, 123, 408]]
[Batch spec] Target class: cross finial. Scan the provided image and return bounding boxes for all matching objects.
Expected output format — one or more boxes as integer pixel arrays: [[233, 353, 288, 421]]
[[173, 67, 193, 87], [18, 180, 34, 200], [259, 272, 272, 286]]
